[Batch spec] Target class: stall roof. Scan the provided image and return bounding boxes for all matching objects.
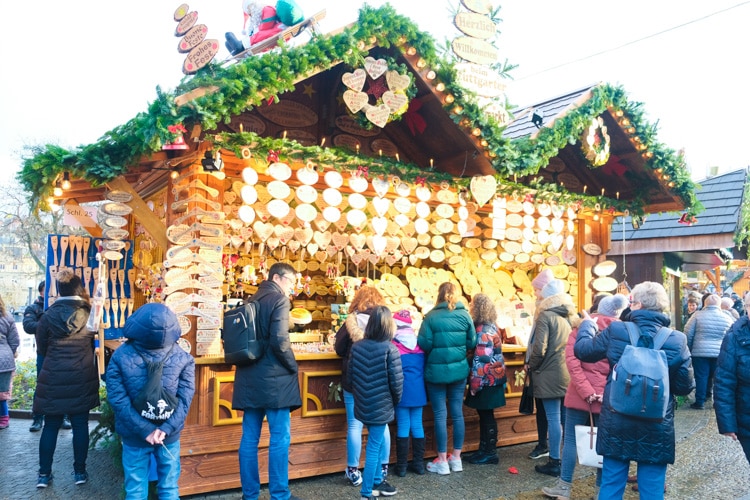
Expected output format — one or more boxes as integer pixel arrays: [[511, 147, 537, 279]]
[[18, 5, 698, 219], [609, 168, 750, 269]]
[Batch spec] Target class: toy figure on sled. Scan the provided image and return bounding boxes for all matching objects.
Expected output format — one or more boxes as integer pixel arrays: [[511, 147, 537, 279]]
[[225, 0, 304, 55]]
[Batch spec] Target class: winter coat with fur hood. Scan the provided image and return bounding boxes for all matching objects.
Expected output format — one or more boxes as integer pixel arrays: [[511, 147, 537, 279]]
[[527, 292, 576, 399], [106, 303, 195, 447]]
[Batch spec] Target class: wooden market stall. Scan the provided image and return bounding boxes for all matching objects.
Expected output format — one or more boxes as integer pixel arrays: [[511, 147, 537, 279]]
[[19, 5, 699, 496]]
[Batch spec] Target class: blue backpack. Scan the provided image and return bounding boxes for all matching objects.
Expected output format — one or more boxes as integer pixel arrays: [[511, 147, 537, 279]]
[[609, 323, 671, 421]]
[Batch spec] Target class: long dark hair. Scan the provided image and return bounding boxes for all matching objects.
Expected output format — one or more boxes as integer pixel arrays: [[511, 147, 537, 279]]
[[364, 305, 395, 342]]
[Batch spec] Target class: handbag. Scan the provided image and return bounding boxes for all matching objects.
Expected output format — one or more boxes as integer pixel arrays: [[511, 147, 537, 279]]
[[518, 372, 535, 415], [575, 406, 603, 468]]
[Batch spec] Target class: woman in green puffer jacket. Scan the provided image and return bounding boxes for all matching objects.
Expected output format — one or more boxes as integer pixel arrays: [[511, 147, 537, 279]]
[[418, 282, 477, 475]]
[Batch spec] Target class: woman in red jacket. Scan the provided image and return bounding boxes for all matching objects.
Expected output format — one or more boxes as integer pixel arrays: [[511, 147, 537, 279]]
[[542, 294, 629, 500]]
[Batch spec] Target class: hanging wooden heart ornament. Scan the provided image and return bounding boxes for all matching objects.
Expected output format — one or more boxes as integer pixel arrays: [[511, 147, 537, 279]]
[[470, 175, 497, 207], [372, 177, 390, 197], [343, 90, 369, 113], [365, 104, 391, 128], [364, 57, 388, 79], [385, 70, 410, 92], [342, 68, 367, 91], [382, 91, 408, 113]]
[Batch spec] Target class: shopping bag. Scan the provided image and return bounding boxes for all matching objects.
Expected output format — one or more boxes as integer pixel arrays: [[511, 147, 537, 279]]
[[518, 373, 534, 415], [575, 412, 603, 468]]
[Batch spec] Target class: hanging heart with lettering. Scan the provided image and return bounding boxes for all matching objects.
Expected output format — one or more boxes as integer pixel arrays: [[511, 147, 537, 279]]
[[371, 216, 388, 236], [470, 175, 497, 208], [365, 104, 391, 128], [326, 245, 338, 257], [385, 253, 399, 266], [371, 197, 390, 217], [385, 237, 400, 253], [372, 177, 391, 197], [274, 225, 295, 245], [343, 90, 369, 113], [351, 253, 364, 266], [294, 227, 314, 245], [401, 237, 418, 255], [332, 232, 349, 251], [382, 91, 408, 113], [313, 230, 332, 248], [287, 240, 300, 253], [386, 220, 401, 236], [345, 245, 356, 258], [364, 57, 388, 80], [350, 233, 366, 250], [253, 221, 274, 241], [342, 68, 367, 91], [386, 70, 410, 92], [409, 254, 419, 265], [333, 216, 349, 232], [313, 213, 331, 232], [368, 253, 380, 265], [316, 251, 327, 263], [255, 203, 271, 222], [370, 235, 387, 256], [266, 236, 280, 251], [306, 243, 319, 255]]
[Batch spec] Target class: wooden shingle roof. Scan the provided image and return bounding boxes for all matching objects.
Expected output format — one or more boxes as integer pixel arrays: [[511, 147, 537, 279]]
[[618, 168, 747, 242]]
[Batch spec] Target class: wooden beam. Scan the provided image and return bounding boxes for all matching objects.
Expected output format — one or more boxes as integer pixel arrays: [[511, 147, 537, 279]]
[[703, 268, 721, 291], [106, 176, 168, 249]]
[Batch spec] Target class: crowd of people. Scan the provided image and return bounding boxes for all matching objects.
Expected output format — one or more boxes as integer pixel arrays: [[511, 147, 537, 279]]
[[7, 265, 750, 500]]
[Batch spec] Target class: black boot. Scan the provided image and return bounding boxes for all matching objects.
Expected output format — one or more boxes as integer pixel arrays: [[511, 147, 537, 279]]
[[395, 437, 409, 477], [408, 437, 426, 475], [535, 458, 561, 477], [224, 32, 245, 56], [473, 424, 498, 464], [466, 420, 487, 463]]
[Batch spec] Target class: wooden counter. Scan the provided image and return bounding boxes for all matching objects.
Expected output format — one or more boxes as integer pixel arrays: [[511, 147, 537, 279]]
[[178, 347, 536, 496]]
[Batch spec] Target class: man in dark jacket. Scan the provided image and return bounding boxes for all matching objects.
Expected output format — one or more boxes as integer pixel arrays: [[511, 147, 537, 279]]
[[21, 281, 65, 432], [575, 281, 694, 499], [232, 262, 303, 500]]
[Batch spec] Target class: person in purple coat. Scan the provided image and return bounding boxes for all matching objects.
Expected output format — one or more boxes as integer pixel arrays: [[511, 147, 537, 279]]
[[391, 309, 427, 477]]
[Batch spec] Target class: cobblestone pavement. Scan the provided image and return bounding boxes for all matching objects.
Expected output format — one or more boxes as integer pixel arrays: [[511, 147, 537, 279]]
[[2, 403, 748, 499]]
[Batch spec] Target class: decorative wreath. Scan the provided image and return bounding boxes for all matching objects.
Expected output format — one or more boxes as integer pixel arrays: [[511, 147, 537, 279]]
[[341, 56, 413, 129], [582, 117, 611, 166]]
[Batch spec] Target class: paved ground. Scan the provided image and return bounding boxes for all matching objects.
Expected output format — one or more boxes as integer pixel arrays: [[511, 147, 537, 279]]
[[2, 402, 749, 499]]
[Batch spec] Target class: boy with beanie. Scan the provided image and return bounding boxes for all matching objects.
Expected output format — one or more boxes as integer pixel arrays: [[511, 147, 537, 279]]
[[392, 310, 427, 476], [106, 303, 195, 499]]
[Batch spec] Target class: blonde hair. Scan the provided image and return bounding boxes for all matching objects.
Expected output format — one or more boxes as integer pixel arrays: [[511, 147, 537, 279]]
[[436, 282, 459, 311], [349, 286, 385, 313]]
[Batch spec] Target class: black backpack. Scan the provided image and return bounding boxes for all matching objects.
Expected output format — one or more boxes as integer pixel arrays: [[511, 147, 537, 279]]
[[132, 345, 179, 425], [221, 300, 268, 366]]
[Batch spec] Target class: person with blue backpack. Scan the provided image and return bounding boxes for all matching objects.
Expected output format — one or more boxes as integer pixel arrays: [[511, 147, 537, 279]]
[[574, 281, 694, 499]]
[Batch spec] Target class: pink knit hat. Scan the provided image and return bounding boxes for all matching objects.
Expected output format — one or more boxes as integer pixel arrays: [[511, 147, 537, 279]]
[[531, 268, 554, 290], [393, 309, 412, 325]]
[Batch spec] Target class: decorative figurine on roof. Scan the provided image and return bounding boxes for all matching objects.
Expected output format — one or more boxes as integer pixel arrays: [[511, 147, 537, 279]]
[[224, 0, 304, 56]]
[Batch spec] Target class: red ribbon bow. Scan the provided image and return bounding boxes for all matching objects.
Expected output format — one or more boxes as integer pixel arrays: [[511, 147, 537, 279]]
[[415, 176, 426, 187], [167, 124, 187, 134], [267, 150, 279, 163], [356, 165, 369, 178], [404, 99, 427, 137], [524, 193, 534, 203]]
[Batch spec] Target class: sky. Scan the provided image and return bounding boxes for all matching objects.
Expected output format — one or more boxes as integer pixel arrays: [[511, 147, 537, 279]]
[[1, 0, 748, 187]]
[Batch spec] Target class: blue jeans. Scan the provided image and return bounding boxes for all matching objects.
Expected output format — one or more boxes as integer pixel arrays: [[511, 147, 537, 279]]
[[38, 412, 89, 475], [122, 441, 181, 499], [360, 423, 386, 498], [395, 406, 424, 438], [426, 380, 467, 453], [692, 357, 717, 406], [343, 390, 391, 467], [239, 407, 292, 500], [561, 407, 601, 485], [599, 456, 667, 500], [541, 398, 563, 460]]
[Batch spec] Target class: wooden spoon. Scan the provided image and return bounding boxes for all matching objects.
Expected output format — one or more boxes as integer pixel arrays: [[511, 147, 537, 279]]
[[82, 237, 91, 266], [119, 298, 128, 328], [127, 269, 135, 298], [59, 236, 69, 269], [102, 299, 111, 329], [76, 236, 84, 267], [83, 267, 92, 295], [48, 266, 58, 297], [111, 299, 120, 329], [50, 236, 59, 267], [110, 268, 118, 298], [127, 298, 135, 320], [118, 269, 126, 298]]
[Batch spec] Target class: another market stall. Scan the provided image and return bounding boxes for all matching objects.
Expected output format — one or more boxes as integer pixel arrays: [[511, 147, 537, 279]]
[[18, 4, 699, 495]]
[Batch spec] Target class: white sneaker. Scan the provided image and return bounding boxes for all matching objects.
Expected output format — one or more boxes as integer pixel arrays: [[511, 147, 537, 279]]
[[447, 455, 463, 472], [425, 458, 450, 475]]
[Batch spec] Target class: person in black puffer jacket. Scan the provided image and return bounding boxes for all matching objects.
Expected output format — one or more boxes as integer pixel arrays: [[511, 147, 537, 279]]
[[575, 281, 694, 499], [34, 269, 99, 489], [106, 302, 195, 499], [715, 294, 750, 464], [22, 281, 47, 432], [348, 305, 403, 500]]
